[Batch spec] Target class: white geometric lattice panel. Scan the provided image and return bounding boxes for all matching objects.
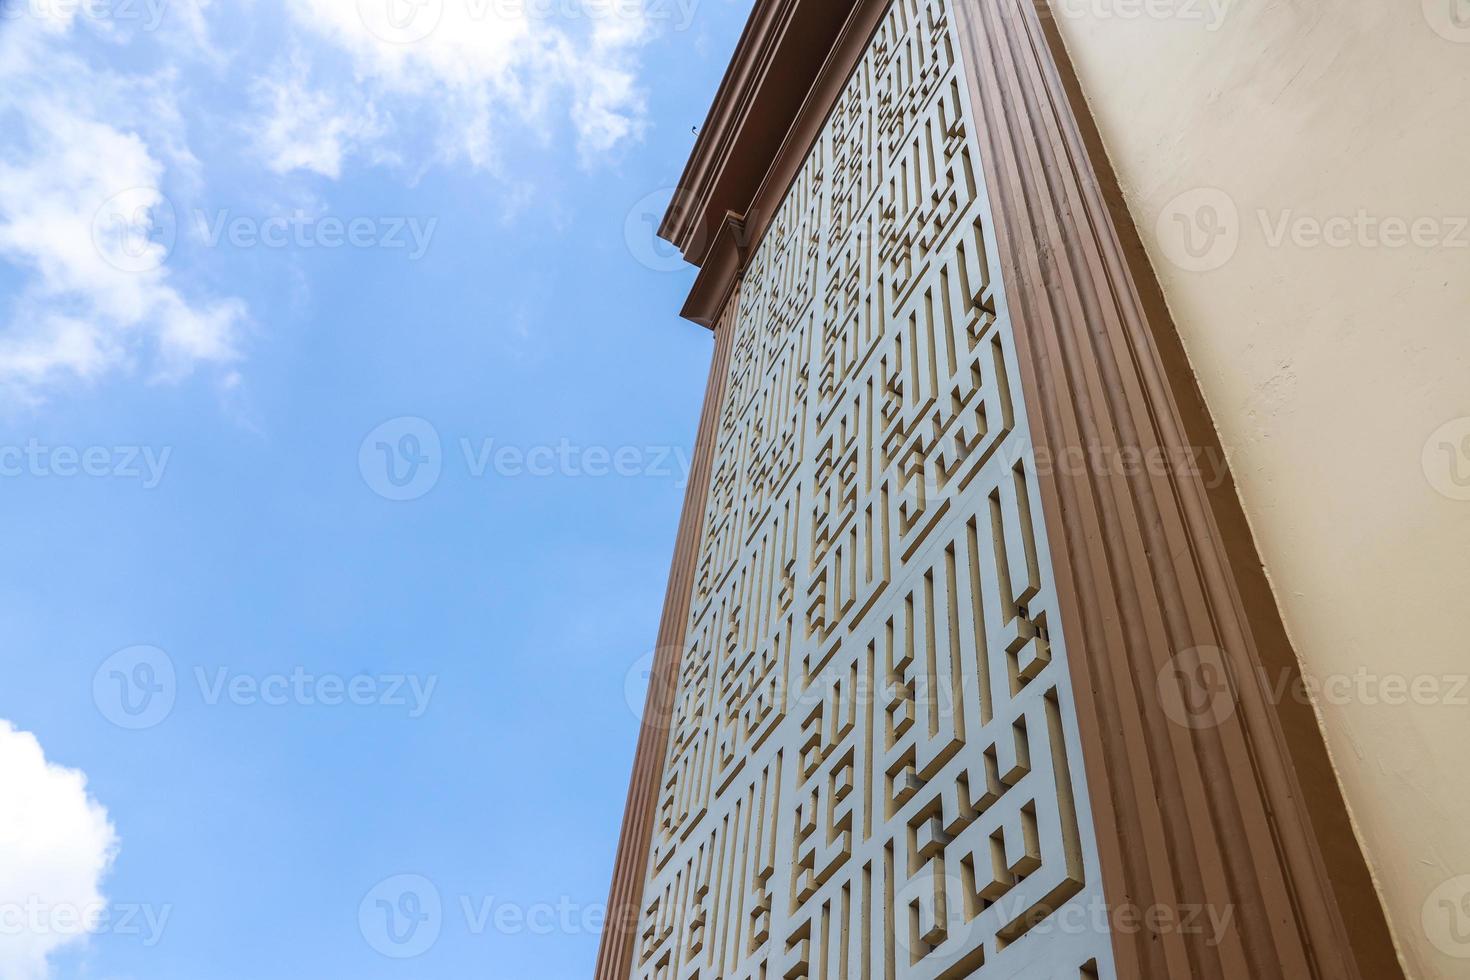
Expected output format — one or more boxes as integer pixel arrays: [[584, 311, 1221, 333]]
[[638, 1, 1117, 976]]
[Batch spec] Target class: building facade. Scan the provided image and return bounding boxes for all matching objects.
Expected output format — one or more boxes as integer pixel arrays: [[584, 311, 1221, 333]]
[[601, 0, 1460, 977]]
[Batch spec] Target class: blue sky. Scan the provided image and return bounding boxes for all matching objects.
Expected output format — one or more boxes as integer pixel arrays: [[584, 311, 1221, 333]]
[[0, 1, 750, 977]]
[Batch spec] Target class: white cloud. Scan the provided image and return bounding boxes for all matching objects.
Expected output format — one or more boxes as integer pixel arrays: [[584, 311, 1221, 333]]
[[0, 20, 246, 405], [0, 721, 118, 980], [566, 9, 649, 163], [253, 52, 389, 179], [0, 0, 656, 405], [255, 0, 652, 174]]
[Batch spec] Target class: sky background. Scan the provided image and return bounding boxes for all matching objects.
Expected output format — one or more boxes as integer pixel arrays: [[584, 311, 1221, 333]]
[[0, 0, 752, 977]]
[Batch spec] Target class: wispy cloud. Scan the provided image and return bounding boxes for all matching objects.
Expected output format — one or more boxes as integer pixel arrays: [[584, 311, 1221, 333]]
[[252, 50, 390, 179], [255, 0, 653, 174], [0, 18, 246, 406], [0, 0, 662, 407]]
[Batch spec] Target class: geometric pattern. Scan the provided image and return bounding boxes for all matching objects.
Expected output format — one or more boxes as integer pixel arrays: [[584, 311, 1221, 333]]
[[635, 1, 1117, 976]]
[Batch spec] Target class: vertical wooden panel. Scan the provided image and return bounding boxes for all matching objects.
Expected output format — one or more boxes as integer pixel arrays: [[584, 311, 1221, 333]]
[[948, 1, 1404, 977], [596, 301, 737, 980]]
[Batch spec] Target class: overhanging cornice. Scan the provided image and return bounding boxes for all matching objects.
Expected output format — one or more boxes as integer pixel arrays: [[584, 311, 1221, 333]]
[[660, 0, 887, 327], [658, 0, 844, 261]]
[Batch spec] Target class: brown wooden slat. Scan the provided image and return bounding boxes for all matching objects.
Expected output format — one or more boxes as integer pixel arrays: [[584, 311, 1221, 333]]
[[949, 1, 1404, 977], [594, 302, 736, 980]]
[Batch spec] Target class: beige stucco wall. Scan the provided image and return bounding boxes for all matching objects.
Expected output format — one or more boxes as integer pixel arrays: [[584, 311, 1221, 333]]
[[1043, 0, 1470, 976]]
